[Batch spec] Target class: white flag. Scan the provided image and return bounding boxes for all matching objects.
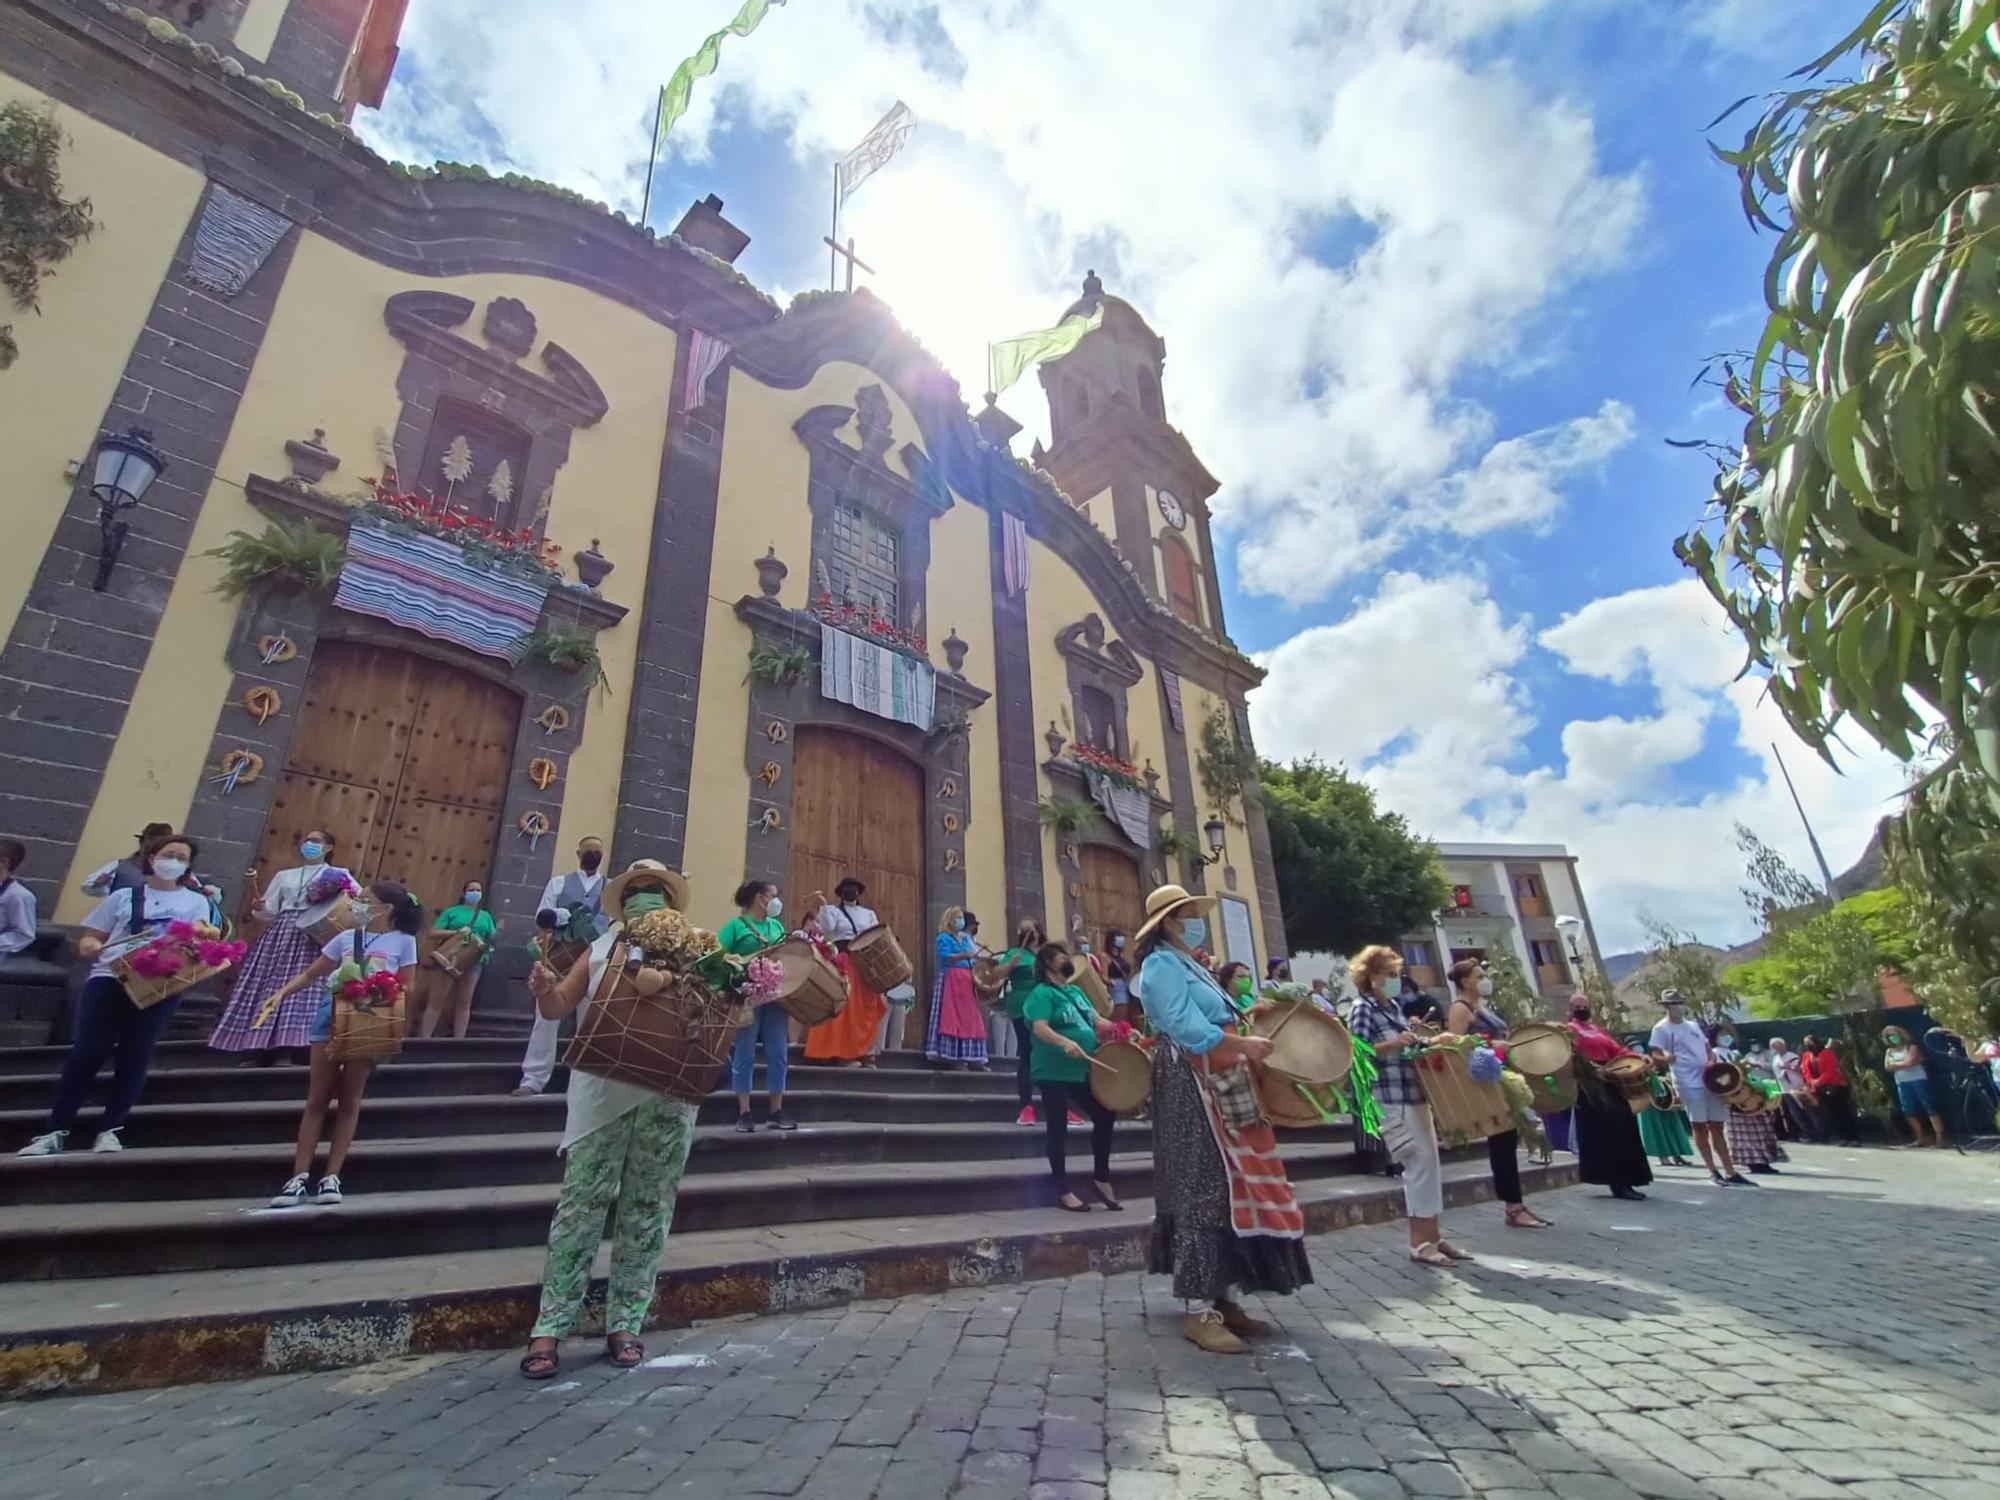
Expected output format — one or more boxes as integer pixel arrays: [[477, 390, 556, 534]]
[[837, 101, 915, 204]]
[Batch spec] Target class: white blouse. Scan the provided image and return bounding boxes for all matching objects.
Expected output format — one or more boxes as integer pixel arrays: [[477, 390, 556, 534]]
[[261, 863, 333, 916]]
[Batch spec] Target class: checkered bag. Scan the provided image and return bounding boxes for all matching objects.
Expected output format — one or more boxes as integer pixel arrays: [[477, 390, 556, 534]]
[[1204, 1055, 1266, 1131]]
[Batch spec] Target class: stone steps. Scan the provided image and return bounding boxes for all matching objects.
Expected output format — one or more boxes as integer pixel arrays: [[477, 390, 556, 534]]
[[0, 1039, 945, 1076], [0, 1141, 1368, 1280]]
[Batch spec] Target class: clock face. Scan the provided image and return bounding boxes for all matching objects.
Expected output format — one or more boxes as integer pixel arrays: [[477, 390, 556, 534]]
[[1157, 489, 1187, 530]]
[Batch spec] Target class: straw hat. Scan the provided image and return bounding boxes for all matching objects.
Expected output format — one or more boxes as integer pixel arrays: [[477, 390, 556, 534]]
[[603, 859, 689, 916], [1132, 883, 1216, 945]]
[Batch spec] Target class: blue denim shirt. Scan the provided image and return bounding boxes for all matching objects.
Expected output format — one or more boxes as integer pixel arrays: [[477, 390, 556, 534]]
[[1137, 947, 1234, 1055]]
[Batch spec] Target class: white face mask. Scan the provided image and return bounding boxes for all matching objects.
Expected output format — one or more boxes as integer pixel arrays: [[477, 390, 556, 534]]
[[1475, 977, 1494, 998], [152, 858, 188, 881], [765, 895, 783, 919], [347, 900, 373, 928]]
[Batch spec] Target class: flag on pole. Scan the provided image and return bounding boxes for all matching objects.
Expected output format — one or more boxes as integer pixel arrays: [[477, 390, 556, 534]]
[[678, 329, 733, 412], [655, 0, 786, 155], [1001, 512, 1032, 598], [837, 101, 916, 204], [988, 303, 1105, 398]]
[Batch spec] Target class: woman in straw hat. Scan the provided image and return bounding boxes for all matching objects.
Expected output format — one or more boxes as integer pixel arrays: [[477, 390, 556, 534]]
[[1134, 883, 1310, 1354], [519, 859, 698, 1380]]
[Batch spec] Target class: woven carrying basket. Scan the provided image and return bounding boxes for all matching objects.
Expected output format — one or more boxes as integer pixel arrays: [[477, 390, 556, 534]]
[[564, 945, 745, 1102], [328, 993, 406, 1061], [113, 957, 232, 1011], [1412, 1045, 1514, 1146], [1072, 959, 1112, 1016], [848, 926, 912, 992], [299, 894, 358, 946], [427, 929, 484, 976], [1504, 1022, 1578, 1112], [769, 938, 848, 1027]]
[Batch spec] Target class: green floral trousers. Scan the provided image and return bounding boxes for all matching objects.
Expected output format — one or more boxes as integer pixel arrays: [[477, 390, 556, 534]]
[[530, 1094, 697, 1339]]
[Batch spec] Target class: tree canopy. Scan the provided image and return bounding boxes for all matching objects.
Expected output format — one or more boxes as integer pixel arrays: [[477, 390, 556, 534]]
[[1258, 758, 1448, 957]]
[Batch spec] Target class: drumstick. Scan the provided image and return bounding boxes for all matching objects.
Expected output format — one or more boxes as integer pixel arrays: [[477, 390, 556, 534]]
[[1083, 1053, 1119, 1074], [1262, 1000, 1303, 1044]]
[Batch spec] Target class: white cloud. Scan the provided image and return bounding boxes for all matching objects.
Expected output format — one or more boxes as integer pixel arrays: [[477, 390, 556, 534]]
[[358, 0, 1643, 604], [1421, 400, 1637, 537], [1251, 576, 1909, 953]]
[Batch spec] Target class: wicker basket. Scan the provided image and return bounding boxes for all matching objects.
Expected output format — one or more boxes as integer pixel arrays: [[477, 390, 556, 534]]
[[1411, 1045, 1513, 1146], [298, 893, 358, 946], [563, 946, 745, 1102], [848, 926, 913, 992], [113, 957, 232, 1011], [328, 993, 406, 1061], [768, 938, 848, 1027], [427, 929, 485, 976]]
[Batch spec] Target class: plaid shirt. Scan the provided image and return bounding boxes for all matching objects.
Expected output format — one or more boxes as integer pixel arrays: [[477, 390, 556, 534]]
[[1348, 994, 1422, 1106]]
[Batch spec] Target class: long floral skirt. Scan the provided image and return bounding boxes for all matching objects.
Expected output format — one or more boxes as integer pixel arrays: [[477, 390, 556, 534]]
[[925, 966, 988, 1064], [208, 923, 321, 1052], [1147, 1043, 1311, 1302], [531, 1095, 696, 1339]]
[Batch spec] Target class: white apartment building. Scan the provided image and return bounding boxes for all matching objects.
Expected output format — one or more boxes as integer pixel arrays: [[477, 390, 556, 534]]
[[1398, 842, 1606, 1006]]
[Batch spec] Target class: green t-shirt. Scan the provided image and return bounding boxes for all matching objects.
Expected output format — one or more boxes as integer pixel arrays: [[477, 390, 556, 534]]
[[433, 904, 497, 964], [718, 913, 786, 957], [1002, 947, 1041, 1020], [1024, 982, 1101, 1084]]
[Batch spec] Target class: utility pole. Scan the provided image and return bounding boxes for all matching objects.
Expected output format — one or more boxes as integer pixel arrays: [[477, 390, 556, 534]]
[[1772, 742, 1839, 898]]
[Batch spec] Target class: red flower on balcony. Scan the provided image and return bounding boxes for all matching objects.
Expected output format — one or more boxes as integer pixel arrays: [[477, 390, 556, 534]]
[[809, 592, 928, 659]]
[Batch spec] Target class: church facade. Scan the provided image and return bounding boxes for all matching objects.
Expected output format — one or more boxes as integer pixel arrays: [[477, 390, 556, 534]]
[[0, 0, 1286, 1021]]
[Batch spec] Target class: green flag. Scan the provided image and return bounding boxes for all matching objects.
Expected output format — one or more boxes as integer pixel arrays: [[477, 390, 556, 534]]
[[987, 303, 1105, 398], [656, 0, 784, 154]]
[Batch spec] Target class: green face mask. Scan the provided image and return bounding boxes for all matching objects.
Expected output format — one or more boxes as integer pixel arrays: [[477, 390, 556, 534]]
[[1232, 976, 1254, 999], [623, 891, 669, 920]]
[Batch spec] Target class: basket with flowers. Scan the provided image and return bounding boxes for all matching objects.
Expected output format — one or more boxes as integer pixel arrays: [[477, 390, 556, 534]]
[[327, 944, 409, 1061], [1409, 1032, 1514, 1146], [1069, 743, 1144, 791], [563, 907, 786, 1101], [295, 869, 363, 944], [115, 920, 248, 1010]]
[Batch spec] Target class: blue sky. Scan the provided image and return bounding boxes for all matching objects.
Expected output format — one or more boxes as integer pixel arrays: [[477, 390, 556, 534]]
[[361, 0, 1908, 951]]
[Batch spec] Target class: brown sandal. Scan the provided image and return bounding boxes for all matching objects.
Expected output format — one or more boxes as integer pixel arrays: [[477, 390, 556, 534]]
[[1505, 1204, 1553, 1229], [606, 1334, 644, 1368], [520, 1345, 559, 1380]]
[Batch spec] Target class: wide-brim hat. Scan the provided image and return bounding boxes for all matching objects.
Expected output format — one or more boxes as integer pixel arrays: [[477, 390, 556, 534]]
[[1133, 883, 1216, 946], [604, 859, 689, 916], [835, 873, 867, 896]]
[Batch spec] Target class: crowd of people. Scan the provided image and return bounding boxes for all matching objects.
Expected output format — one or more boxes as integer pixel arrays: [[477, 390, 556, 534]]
[[8, 822, 1997, 1376]]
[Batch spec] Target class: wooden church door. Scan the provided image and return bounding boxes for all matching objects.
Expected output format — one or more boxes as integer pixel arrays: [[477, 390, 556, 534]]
[[787, 727, 925, 1040], [1079, 845, 1144, 954], [253, 641, 520, 912]]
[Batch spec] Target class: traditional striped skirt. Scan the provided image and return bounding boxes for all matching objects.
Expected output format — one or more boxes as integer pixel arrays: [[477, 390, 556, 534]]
[[208, 922, 321, 1051], [924, 965, 988, 1064], [1725, 1105, 1787, 1166]]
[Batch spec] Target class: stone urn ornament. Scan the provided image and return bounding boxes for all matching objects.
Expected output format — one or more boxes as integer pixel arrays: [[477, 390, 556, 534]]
[[754, 545, 788, 598], [283, 428, 340, 488], [574, 539, 614, 593], [1045, 721, 1066, 760], [942, 626, 968, 674]]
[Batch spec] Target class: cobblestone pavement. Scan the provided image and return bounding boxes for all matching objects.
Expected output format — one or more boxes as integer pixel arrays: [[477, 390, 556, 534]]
[[4, 1145, 1998, 1499]]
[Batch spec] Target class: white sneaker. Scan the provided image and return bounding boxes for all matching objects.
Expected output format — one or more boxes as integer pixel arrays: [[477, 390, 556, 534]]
[[92, 1128, 124, 1153], [16, 1130, 66, 1157], [312, 1174, 344, 1205], [269, 1173, 311, 1208]]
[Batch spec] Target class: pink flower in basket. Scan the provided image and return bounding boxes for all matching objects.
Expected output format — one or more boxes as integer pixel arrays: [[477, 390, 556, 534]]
[[339, 977, 371, 1001], [196, 939, 245, 968], [165, 920, 199, 943], [304, 870, 359, 905], [744, 955, 784, 1001], [127, 941, 185, 978], [1112, 1021, 1134, 1042]]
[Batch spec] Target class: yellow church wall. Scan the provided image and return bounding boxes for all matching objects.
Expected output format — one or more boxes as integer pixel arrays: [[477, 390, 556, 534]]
[[58, 231, 677, 918], [0, 78, 205, 657], [679, 362, 929, 921], [925, 503, 1003, 931], [1175, 675, 1266, 969], [233, 0, 289, 60], [1023, 534, 1169, 932]]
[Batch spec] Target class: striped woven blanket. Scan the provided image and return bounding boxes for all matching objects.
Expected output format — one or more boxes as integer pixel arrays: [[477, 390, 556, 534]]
[[335, 520, 550, 662], [819, 625, 935, 731]]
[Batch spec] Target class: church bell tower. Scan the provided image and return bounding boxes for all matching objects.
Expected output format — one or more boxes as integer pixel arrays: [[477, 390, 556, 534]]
[[1033, 273, 1227, 640]]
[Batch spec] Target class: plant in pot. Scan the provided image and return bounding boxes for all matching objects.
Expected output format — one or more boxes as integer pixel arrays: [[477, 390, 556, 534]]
[[1036, 795, 1098, 836], [206, 521, 346, 600], [746, 641, 817, 688], [521, 626, 609, 693], [1154, 823, 1204, 868]]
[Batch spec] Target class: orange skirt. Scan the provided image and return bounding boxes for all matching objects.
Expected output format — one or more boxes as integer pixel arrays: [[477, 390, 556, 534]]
[[804, 953, 888, 1061]]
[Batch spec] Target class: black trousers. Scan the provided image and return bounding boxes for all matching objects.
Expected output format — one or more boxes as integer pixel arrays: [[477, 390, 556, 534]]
[[1781, 1094, 1826, 1143], [1487, 1128, 1522, 1205], [1013, 1019, 1033, 1105], [1039, 1078, 1113, 1192], [1817, 1084, 1861, 1142]]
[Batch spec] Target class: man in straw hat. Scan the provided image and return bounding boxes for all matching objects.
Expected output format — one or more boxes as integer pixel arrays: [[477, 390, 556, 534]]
[[1131, 883, 1310, 1354], [520, 859, 696, 1380]]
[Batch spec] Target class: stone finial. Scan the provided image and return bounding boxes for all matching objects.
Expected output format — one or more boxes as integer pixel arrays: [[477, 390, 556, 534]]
[[284, 428, 340, 487], [1045, 721, 1066, 760], [942, 626, 968, 675], [855, 383, 894, 462], [754, 545, 789, 598], [575, 539, 613, 592]]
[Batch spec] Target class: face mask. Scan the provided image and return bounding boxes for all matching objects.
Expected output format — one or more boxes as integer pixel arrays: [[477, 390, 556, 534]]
[[1377, 975, 1399, 996], [1058, 962, 1075, 979], [1078, 941, 1091, 954], [1232, 976, 1254, 999], [300, 841, 325, 861], [623, 891, 668, 921], [1476, 978, 1494, 998], [347, 900, 373, 928], [153, 857, 189, 881], [952, 917, 965, 933], [463, 890, 482, 906], [1571, 1007, 1591, 1022], [1719, 1037, 1735, 1051], [765, 896, 783, 919], [579, 850, 603, 873], [1111, 936, 1125, 950]]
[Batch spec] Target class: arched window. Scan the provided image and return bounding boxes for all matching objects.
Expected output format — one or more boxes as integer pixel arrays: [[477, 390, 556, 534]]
[[1137, 365, 1163, 420], [1078, 685, 1120, 757], [1161, 534, 1203, 626]]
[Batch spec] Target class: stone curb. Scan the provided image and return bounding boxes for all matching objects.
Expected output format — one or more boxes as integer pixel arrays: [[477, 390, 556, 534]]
[[0, 1161, 1576, 1398]]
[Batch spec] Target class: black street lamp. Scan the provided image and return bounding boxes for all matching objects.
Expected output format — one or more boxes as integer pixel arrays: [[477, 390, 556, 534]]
[[1198, 812, 1227, 866], [89, 427, 167, 592]]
